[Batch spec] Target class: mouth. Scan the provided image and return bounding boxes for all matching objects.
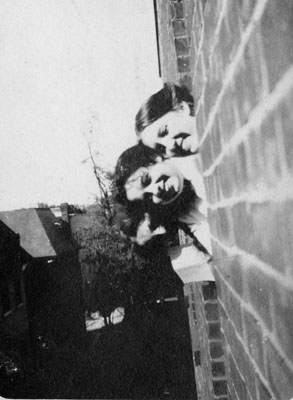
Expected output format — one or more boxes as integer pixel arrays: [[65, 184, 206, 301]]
[[173, 133, 192, 155], [157, 175, 177, 202]]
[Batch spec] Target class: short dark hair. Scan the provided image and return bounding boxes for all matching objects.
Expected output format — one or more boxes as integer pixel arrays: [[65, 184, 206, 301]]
[[135, 82, 194, 135]]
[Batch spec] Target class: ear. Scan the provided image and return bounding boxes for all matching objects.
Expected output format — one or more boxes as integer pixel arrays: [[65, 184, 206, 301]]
[[178, 101, 190, 115]]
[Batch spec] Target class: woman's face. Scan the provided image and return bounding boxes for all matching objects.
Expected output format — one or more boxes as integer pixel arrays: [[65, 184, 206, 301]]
[[138, 102, 198, 157], [125, 160, 184, 205]]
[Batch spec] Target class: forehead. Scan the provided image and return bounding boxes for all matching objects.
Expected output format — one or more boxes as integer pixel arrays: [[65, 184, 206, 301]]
[[140, 111, 181, 145]]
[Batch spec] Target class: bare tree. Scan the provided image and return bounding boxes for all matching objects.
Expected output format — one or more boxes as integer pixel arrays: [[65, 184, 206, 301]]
[[82, 115, 114, 226]]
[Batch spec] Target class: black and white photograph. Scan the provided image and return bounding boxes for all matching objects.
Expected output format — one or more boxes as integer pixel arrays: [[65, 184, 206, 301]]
[[0, 1, 293, 399]]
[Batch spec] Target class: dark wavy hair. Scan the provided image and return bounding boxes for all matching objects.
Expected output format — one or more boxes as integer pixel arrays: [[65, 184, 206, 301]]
[[135, 82, 194, 136], [114, 143, 160, 206], [114, 143, 197, 246]]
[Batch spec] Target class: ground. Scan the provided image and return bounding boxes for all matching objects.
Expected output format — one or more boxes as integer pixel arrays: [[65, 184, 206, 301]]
[[1, 305, 197, 399]]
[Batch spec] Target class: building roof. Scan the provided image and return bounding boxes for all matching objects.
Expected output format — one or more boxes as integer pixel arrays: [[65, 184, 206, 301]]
[[0, 218, 19, 240], [0, 208, 77, 258]]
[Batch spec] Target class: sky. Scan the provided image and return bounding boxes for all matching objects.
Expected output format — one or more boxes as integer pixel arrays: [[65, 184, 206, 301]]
[[0, 0, 162, 210]]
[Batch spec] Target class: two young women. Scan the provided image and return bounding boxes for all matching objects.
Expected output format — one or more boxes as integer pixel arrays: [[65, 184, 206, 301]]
[[115, 83, 211, 255]]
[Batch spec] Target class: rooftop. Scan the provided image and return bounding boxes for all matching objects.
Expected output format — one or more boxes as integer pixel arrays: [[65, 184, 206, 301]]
[[0, 208, 77, 258]]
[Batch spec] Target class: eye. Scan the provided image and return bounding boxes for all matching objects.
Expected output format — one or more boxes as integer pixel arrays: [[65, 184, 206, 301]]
[[158, 125, 168, 138], [141, 173, 151, 187], [155, 143, 166, 155], [156, 174, 168, 184]]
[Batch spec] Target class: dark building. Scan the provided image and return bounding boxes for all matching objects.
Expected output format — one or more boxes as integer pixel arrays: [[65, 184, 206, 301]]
[[0, 208, 85, 348], [0, 219, 27, 352]]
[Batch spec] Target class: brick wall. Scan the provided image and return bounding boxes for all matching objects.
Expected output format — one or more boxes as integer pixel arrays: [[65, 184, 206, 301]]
[[185, 282, 227, 400], [157, 1, 293, 399]]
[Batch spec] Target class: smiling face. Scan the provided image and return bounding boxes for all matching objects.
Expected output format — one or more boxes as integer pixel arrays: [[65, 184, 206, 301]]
[[124, 160, 184, 205], [138, 102, 198, 157]]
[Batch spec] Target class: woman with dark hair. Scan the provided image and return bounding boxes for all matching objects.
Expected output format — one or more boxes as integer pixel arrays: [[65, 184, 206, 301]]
[[114, 143, 211, 255], [135, 82, 198, 158]]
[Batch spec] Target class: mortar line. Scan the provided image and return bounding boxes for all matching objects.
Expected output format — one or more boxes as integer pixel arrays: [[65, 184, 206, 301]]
[[199, 0, 270, 147], [216, 269, 293, 377], [210, 236, 293, 289], [219, 315, 266, 400], [194, 0, 227, 114], [207, 175, 293, 210], [207, 0, 228, 65], [204, 65, 293, 177]]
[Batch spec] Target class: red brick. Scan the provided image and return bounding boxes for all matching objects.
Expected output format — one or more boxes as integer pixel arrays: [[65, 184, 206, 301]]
[[261, 0, 293, 90], [224, 318, 248, 373], [215, 207, 234, 247], [231, 202, 253, 248], [256, 376, 274, 400], [193, 349, 201, 366], [205, 176, 216, 205], [202, 281, 217, 300], [185, 0, 195, 35], [212, 360, 226, 378], [234, 141, 249, 190], [242, 310, 265, 374], [215, 250, 244, 297], [193, 3, 203, 49], [227, 378, 239, 400], [246, 129, 265, 187], [204, 302, 219, 321], [218, 158, 234, 199], [225, 288, 243, 336], [213, 167, 223, 201], [196, 102, 206, 141], [236, 0, 257, 28], [249, 112, 284, 189], [200, 135, 214, 171], [210, 116, 222, 160], [213, 379, 227, 396], [208, 322, 221, 340], [228, 352, 248, 400], [172, 20, 186, 37], [210, 340, 224, 359], [217, 20, 233, 74], [233, 61, 255, 125], [239, 352, 258, 400], [226, 0, 241, 45], [212, 267, 224, 303], [178, 74, 192, 91], [273, 286, 293, 363], [244, 266, 274, 331], [177, 56, 190, 72], [233, 29, 266, 121], [218, 297, 228, 326], [201, 3, 218, 65], [219, 89, 237, 144], [279, 93, 293, 171], [250, 202, 292, 273], [204, 72, 222, 121], [209, 173, 221, 205], [171, 1, 185, 20], [203, 0, 221, 27], [193, 52, 205, 99], [175, 37, 190, 56], [231, 201, 290, 275], [265, 339, 293, 399], [217, 1, 241, 73]]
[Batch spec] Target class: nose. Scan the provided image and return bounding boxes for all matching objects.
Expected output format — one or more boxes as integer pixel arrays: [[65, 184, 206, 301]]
[[146, 181, 163, 196], [161, 136, 175, 151]]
